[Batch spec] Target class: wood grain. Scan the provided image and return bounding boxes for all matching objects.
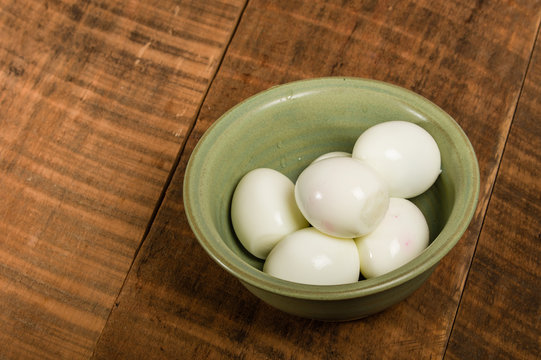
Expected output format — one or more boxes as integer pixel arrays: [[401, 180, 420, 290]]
[[445, 27, 541, 360], [92, 0, 541, 359], [0, 0, 244, 358]]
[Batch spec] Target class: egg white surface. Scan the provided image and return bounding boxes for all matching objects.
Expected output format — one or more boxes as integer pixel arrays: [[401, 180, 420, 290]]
[[231, 168, 309, 259], [312, 151, 351, 163], [355, 197, 429, 278], [295, 157, 389, 238], [263, 228, 360, 285], [352, 121, 441, 198]]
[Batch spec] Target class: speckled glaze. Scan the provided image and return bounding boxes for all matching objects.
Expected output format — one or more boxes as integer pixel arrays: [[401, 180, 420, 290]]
[[183, 77, 480, 321]]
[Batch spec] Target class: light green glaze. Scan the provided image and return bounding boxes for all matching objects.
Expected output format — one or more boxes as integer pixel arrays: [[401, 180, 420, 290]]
[[183, 77, 480, 320]]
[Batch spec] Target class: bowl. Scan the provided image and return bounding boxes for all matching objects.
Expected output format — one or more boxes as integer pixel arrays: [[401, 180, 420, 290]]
[[183, 77, 480, 321]]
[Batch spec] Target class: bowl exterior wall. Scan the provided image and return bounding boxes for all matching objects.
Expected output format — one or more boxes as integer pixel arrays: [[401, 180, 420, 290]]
[[241, 266, 436, 321]]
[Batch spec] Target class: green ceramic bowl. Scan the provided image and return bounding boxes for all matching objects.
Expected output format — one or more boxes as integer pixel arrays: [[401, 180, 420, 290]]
[[183, 77, 480, 320]]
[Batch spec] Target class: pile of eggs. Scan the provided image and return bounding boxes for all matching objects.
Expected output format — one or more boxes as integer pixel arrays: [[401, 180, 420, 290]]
[[231, 121, 441, 285]]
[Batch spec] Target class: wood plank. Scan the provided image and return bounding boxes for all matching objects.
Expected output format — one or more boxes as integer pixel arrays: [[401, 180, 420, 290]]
[[92, 0, 541, 358], [0, 0, 245, 359], [444, 27, 541, 360]]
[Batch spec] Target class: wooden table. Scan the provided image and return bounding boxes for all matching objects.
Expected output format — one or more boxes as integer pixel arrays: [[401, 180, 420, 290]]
[[1, 0, 539, 358]]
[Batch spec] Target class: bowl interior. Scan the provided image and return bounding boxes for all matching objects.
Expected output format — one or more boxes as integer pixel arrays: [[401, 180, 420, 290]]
[[184, 78, 479, 298]]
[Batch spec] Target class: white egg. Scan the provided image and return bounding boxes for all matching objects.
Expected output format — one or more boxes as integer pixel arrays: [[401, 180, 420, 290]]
[[295, 157, 389, 238], [231, 168, 309, 259], [312, 151, 351, 163], [355, 198, 429, 279], [263, 228, 360, 285], [352, 121, 441, 198]]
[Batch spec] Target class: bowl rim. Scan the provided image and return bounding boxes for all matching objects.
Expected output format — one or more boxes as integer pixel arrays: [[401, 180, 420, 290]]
[[183, 76, 480, 300]]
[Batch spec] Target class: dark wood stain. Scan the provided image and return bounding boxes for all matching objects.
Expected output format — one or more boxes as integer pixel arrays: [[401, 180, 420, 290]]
[[445, 29, 541, 360], [90, 0, 541, 359], [0, 0, 245, 358], [1, 0, 540, 359]]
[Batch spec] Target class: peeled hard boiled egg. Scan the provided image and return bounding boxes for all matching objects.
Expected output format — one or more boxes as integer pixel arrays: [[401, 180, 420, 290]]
[[295, 157, 389, 238], [355, 197, 429, 278], [263, 227, 360, 285], [312, 151, 350, 163], [352, 121, 441, 198], [231, 168, 309, 259]]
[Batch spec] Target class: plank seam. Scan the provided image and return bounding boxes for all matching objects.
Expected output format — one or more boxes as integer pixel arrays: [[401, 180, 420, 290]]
[[89, 1, 250, 357], [441, 18, 541, 360]]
